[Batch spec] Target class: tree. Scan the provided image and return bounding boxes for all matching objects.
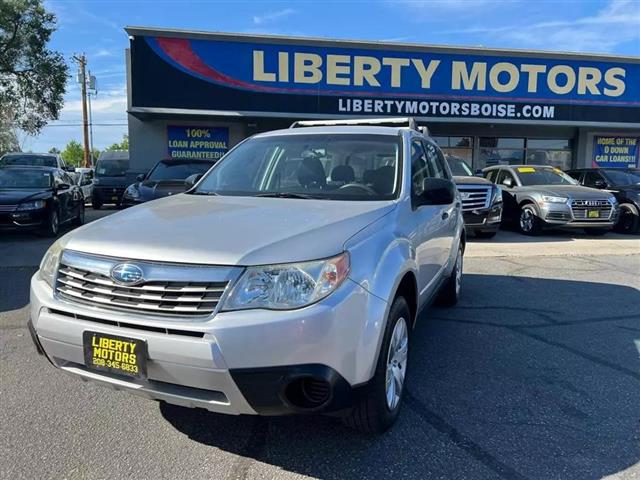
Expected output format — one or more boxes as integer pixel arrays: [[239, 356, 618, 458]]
[[48, 146, 60, 154], [60, 139, 83, 167], [0, 106, 19, 155], [105, 134, 129, 151], [0, 0, 68, 135]]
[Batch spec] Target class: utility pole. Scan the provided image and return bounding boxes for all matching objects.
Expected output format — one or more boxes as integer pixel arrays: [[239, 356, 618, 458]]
[[73, 54, 90, 168]]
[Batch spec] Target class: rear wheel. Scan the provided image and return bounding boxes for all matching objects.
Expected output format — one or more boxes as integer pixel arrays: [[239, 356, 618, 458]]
[[342, 297, 410, 434], [518, 204, 542, 236], [614, 204, 639, 234], [435, 245, 463, 307]]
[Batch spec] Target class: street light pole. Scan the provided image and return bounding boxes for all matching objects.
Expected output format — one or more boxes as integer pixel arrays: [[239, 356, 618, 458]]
[[72, 53, 90, 168]]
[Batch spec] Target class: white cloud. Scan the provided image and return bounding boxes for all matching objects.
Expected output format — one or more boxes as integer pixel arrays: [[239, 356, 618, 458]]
[[253, 8, 296, 25]]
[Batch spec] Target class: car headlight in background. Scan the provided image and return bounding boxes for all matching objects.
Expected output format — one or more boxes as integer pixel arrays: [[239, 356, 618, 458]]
[[223, 252, 350, 311], [17, 200, 46, 211], [38, 239, 65, 288], [541, 195, 568, 204], [124, 185, 140, 199], [491, 185, 503, 204]]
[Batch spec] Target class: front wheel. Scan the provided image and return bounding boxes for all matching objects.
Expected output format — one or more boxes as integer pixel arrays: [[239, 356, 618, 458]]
[[614, 204, 640, 234], [518, 204, 542, 236], [342, 297, 410, 434], [92, 198, 102, 210], [40, 209, 60, 237], [73, 203, 85, 226]]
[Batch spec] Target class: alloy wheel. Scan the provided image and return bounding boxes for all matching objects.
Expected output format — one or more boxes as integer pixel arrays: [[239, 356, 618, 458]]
[[520, 208, 534, 232], [385, 317, 408, 410]]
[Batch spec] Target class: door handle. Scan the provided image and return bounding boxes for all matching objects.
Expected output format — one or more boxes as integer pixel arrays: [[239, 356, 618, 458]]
[[441, 211, 449, 220]]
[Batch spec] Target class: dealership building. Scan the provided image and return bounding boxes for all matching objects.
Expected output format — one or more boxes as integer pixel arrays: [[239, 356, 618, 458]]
[[124, 27, 640, 175]]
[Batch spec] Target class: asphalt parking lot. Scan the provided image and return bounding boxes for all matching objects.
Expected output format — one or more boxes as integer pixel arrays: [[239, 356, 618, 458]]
[[1, 211, 639, 480]]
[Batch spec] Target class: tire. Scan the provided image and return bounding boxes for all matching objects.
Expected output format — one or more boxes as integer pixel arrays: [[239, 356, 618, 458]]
[[342, 297, 410, 434], [40, 208, 60, 237], [73, 203, 85, 226], [518, 204, 542, 236], [435, 244, 463, 307], [92, 198, 102, 210], [474, 230, 497, 239], [614, 204, 640, 234], [585, 228, 610, 236]]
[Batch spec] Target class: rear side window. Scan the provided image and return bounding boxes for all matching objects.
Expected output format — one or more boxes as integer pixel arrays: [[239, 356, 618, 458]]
[[411, 140, 430, 197], [423, 141, 447, 179]]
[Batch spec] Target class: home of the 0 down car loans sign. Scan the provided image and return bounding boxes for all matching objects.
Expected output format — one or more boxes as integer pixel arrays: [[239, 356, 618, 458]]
[[128, 31, 640, 125]]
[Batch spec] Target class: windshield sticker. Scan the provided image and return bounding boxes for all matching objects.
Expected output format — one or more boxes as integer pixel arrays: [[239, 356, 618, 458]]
[[518, 167, 536, 173]]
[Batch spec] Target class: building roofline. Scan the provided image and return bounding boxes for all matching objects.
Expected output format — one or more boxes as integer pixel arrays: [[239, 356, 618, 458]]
[[124, 26, 640, 64]]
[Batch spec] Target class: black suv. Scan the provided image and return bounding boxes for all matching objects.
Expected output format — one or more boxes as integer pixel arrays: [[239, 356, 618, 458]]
[[445, 155, 503, 238], [92, 151, 129, 209], [566, 168, 640, 233]]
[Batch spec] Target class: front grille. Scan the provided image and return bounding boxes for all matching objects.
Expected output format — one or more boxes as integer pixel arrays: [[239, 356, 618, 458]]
[[457, 185, 492, 212], [56, 263, 228, 317], [571, 199, 613, 221], [0, 205, 16, 212]]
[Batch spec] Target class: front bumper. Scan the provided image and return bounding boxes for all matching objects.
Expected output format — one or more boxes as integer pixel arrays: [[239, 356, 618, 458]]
[[538, 201, 618, 228], [29, 273, 387, 415], [462, 203, 502, 233], [93, 187, 125, 205], [0, 209, 47, 230]]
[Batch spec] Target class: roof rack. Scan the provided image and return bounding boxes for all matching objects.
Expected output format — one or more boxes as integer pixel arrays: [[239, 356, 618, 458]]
[[290, 117, 419, 131]]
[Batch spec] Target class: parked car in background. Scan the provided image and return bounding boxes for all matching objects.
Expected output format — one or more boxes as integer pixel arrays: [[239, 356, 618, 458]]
[[74, 167, 94, 204], [92, 151, 129, 209], [445, 155, 502, 238], [122, 159, 216, 206], [0, 166, 84, 236], [484, 165, 618, 236], [0, 152, 71, 172], [565, 168, 640, 234], [29, 117, 465, 433]]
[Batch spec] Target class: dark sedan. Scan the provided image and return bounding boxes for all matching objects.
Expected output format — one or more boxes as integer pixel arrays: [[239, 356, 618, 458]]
[[566, 167, 640, 233], [0, 166, 84, 236], [122, 159, 216, 206]]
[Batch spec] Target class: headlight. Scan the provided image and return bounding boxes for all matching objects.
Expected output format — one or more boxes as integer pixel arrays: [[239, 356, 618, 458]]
[[124, 185, 140, 199], [17, 200, 46, 210], [542, 195, 568, 204], [223, 252, 350, 311], [93, 178, 100, 185], [609, 196, 618, 205], [491, 185, 503, 204], [38, 239, 64, 288]]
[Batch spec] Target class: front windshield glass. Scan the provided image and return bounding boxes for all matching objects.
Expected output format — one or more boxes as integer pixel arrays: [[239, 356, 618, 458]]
[[0, 169, 52, 189], [148, 161, 213, 181], [517, 166, 578, 186], [192, 134, 402, 200], [0, 155, 56, 168], [445, 156, 473, 176], [96, 159, 129, 177], [602, 169, 640, 185]]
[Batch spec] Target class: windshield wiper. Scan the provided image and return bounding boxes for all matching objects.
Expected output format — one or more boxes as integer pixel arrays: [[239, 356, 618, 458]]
[[190, 190, 218, 196], [255, 192, 319, 199]]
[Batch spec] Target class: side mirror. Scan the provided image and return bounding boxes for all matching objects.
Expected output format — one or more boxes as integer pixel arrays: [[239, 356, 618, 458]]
[[185, 173, 203, 190], [418, 178, 455, 206], [502, 177, 513, 188], [594, 179, 607, 189], [57, 183, 71, 191], [136, 173, 146, 182], [474, 169, 484, 177]]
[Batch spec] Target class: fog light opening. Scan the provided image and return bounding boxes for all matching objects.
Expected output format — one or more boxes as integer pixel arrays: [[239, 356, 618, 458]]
[[284, 376, 332, 410]]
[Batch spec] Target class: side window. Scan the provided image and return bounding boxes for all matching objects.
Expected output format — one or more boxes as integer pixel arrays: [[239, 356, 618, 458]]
[[583, 171, 603, 187], [428, 141, 451, 179], [423, 140, 446, 179], [411, 140, 430, 197]]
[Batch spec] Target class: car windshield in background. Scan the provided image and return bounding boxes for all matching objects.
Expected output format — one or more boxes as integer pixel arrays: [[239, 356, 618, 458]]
[[603, 169, 640, 185], [0, 169, 52, 189], [148, 161, 213, 181], [0, 155, 57, 168], [446, 156, 473, 176], [517, 167, 578, 186], [96, 159, 129, 177], [192, 134, 402, 201]]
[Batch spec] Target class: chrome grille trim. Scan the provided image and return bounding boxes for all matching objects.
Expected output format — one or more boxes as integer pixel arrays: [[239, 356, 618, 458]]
[[55, 250, 241, 319], [457, 185, 492, 212], [570, 199, 614, 221]]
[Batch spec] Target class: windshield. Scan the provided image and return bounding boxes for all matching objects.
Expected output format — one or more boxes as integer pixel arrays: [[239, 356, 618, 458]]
[[0, 169, 52, 189], [96, 159, 129, 177], [516, 166, 578, 186], [148, 161, 213, 181], [602, 169, 640, 185], [445, 156, 473, 176], [191, 134, 402, 201], [0, 154, 56, 168]]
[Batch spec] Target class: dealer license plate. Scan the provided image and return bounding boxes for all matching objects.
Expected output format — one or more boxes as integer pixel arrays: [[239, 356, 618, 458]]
[[111, 196, 119, 201], [83, 331, 147, 379], [588, 210, 600, 218]]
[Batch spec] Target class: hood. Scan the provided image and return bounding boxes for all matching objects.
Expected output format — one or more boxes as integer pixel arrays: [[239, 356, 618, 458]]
[[453, 175, 492, 185], [138, 180, 187, 200], [0, 188, 52, 205], [515, 184, 615, 199], [613, 184, 640, 194], [65, 194, 396, 266]]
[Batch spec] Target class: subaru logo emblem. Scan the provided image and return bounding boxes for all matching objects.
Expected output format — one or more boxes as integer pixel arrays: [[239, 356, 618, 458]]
[[110, 263, 144, 285]]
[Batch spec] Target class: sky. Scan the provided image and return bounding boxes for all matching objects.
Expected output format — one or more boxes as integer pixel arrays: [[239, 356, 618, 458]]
[[21, 0, 640, 152]]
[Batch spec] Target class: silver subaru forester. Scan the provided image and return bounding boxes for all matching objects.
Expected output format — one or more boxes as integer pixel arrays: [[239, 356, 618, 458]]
[[29, 118, 465, 433]]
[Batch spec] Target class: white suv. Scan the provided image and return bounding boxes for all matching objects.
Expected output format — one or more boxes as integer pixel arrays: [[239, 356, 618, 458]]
[[29, 118, 465, 433]]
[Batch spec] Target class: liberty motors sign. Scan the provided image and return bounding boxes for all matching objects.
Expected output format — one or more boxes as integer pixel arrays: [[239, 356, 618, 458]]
[[128, 31, 640, 124]]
